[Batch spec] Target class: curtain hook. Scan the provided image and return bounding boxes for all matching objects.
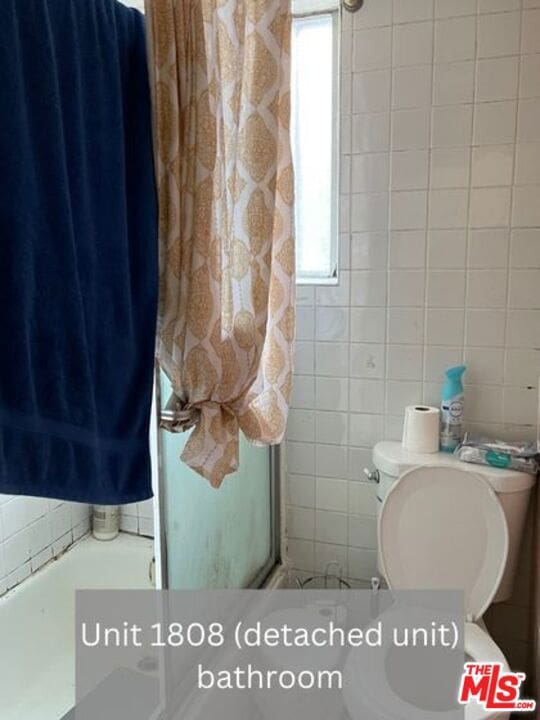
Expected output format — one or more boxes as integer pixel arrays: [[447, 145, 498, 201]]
[[343, 0, 364, 11]]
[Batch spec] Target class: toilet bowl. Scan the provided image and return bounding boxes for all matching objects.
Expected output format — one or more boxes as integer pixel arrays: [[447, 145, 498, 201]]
[[344, 464, 520, 720], [344, 613, 510, 720]]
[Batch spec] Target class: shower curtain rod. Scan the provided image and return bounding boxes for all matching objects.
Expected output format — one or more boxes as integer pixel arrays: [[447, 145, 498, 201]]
[[293, 0, 363, 15]]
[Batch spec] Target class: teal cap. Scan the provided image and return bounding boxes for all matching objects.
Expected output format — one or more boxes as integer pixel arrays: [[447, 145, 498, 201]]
[[441, 365, 466, 401]]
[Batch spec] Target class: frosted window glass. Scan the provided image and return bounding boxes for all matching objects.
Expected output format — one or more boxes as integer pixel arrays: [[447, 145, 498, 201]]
[[292, 13, 338, 281]]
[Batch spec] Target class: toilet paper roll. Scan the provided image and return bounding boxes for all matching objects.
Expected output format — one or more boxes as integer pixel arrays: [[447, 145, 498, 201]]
[[402, 405, 440, 454]]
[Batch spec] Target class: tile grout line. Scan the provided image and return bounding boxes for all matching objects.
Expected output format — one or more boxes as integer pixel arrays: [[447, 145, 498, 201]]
[[462, 0, 481, 375], [502, 0, 525, 429], [421, 0, 437, 405]]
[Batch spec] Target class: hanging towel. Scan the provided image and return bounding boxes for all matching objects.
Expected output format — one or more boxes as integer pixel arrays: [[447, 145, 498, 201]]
[[0, 0, 158, 504]]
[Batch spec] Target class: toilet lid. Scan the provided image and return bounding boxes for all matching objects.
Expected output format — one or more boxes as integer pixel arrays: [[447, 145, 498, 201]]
[[379, 465, 509, 621]]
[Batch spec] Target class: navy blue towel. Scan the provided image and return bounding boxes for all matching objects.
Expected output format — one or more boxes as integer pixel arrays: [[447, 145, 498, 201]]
[[0, 0, 158, 503]]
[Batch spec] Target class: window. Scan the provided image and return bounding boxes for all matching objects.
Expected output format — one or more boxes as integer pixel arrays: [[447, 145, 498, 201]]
[[292, 0, 340, 284]]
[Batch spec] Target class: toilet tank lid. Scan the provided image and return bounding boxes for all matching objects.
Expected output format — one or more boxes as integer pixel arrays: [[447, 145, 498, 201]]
[[373, 441, 536, 492]]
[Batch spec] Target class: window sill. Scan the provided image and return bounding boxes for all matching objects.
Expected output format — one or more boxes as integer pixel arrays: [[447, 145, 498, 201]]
[[296, 275, 339, 287]]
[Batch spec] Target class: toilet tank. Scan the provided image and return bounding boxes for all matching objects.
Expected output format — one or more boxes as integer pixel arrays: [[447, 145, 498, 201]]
[[371, 441, 536, 603]]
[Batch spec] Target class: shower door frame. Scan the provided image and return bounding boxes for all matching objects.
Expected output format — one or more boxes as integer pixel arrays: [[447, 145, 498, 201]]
[[152, 371, 281, 590]]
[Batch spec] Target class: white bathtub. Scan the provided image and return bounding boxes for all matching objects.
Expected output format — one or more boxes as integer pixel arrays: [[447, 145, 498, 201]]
[[0, 533, 154, 720]]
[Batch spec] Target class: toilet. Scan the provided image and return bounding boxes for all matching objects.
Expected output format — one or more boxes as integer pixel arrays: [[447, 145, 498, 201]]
[[344, 441, 536, 720], [372, 441, 536, 604]]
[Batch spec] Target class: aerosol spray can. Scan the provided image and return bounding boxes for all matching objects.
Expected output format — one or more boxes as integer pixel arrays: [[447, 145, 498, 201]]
[[440, 365, 466, 452]]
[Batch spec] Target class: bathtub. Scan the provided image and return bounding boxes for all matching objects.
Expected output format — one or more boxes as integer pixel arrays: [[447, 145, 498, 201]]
[[0, 533, 154, 720]]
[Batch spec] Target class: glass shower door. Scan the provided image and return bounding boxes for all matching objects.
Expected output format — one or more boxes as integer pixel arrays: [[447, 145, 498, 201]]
[[157, 373, 277, 589]]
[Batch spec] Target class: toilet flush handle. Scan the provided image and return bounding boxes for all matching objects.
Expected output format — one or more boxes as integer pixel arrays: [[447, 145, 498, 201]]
[[363, 468, 380, 484]]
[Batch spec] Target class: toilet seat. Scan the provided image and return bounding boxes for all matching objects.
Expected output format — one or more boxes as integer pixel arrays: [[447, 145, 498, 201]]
[[464, 622, 510, 720], [344, 466, 511, 720], [379, 465, 509, 622], [344, 613, 509, 720], [466, 621, 508, 669]]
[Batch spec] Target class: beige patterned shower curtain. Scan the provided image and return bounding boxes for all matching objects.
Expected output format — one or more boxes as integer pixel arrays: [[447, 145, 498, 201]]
[[145, 0, 295, 487]]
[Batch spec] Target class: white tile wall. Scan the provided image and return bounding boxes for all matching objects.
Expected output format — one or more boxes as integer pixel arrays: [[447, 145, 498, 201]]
[[0, 495, 90, 596], [0, 495, 155, 595], [285, 0, 540, 586], [120, 500, 155, 538]]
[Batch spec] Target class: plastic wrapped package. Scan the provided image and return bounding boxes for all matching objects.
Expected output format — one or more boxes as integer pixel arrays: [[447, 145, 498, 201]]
[[455, 433, 540, 475]]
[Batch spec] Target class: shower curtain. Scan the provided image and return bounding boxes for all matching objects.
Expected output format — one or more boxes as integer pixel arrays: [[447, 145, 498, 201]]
[[145, 0, 295, 488]]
